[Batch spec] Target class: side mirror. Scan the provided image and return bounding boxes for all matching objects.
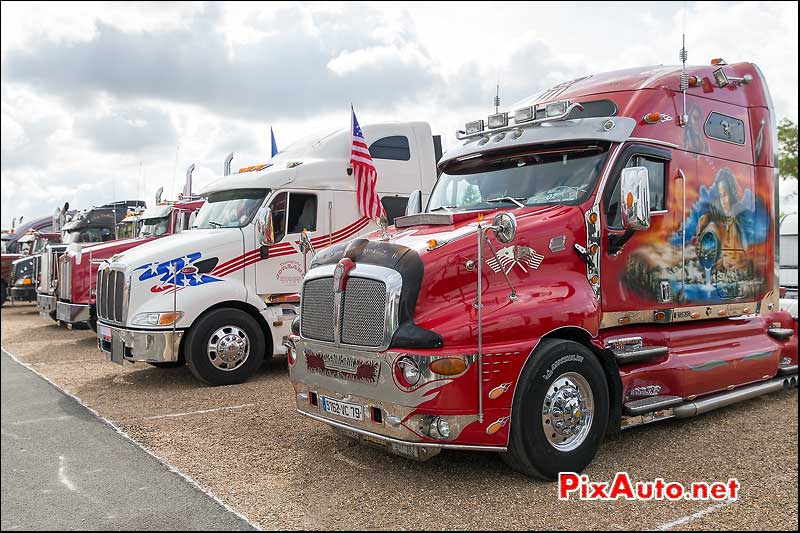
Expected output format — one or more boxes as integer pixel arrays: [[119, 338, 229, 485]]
[[256, 206, 275, 246], [405, 189, 423, 216], [620, 166, 651, 231], [492, 212, 517, 243]]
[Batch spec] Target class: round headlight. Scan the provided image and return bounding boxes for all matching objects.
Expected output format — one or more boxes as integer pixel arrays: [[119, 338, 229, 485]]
[[436, 417, 451, 439], [394, 356, 421, 388]]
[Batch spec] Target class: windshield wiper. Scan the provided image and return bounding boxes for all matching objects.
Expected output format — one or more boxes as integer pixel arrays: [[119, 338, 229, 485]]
[[486, 196, 525, 208], [430, 205, 457, 212]]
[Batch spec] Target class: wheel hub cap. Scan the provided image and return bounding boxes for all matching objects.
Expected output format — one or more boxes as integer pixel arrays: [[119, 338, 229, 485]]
[[208, 326, 250, 371], [542, 372, 594, 451]]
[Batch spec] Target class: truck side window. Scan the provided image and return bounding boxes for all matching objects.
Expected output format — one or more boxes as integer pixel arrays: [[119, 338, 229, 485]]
[[380, 196, 408, 225], [270, 192, 288, 243], [369, 136, 410, 161], [287, 193, 317, 234], [607, 155, 667, 228]]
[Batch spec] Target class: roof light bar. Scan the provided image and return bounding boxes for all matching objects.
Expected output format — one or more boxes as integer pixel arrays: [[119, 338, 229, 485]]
[[457, 100, 584, 140]]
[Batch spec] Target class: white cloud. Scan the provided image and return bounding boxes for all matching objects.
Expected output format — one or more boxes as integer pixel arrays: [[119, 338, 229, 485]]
[[1, 1, 797, 228]]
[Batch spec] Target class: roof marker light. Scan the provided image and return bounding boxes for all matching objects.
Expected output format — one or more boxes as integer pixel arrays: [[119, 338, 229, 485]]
[[545, 100, 568, 117], [514, 106, 534, 123], [487, 112, 508, 129], [711, 58, 727, 65], [465, 120, 485, 135]]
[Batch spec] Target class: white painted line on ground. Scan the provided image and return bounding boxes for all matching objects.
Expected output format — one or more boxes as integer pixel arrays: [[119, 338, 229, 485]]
[[12, 415, 72, 425], [57, 455, 78, 492], [2, 347, 262, 531], [656, 499, 736, 530], [142, 404, 255, 420]]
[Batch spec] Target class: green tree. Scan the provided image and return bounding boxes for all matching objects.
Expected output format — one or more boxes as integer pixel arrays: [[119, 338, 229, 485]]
[[778, 118, 798, 179]]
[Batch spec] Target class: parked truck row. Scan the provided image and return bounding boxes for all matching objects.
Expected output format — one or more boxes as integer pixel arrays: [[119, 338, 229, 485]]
[[5, 57, 797, 479]]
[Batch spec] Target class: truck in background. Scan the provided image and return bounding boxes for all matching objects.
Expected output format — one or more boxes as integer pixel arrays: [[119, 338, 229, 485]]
[[288, 60, 797, 479], [1, 215, 59, 306], [97, 121, 441, 385], [37, 200, 146, 321], [57, 183, 204, 331], [7, 231, 62, 304]]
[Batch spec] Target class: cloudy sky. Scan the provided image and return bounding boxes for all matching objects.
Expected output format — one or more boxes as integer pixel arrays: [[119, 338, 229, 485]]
[[1, 1, 798, 227]]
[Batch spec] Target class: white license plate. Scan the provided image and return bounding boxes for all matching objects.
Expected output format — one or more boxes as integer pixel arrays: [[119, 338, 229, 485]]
[[98, 324, 112, 341], [320, 396, 363, 421]]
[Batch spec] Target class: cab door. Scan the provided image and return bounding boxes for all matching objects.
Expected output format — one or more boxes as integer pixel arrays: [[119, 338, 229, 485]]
[[599, 142, 680, 321], [254, 190, 329, 296]]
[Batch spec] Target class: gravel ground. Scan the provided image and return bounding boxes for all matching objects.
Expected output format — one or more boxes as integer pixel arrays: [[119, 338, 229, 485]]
[[2, 303, 797, 530]]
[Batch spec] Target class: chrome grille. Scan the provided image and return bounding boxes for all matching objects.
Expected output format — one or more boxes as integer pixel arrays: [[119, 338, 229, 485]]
[[97, 268, 127, 323], [300, 278, 335, 342], [340, 278, 387, 347], [301, 275, 389, 348], [58, 256, 72, 300]]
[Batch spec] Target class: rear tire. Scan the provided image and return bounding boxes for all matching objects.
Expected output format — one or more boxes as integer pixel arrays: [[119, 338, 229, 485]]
[[502, 339, 609, 480], [0, 281, 6, 306], [184, 308, 266, 386]]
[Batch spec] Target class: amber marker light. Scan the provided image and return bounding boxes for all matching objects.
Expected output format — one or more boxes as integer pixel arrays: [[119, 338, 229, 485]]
[[430, 357, 467, 376], [158, 312, 183, 326], [691, 312, 701, 319], [588, 213, 598, 224], [643, 112, 662, 124], [427, 239, 439, 251]]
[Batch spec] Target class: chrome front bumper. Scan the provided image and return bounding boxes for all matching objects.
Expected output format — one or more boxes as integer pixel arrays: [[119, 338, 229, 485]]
[[97, 322, 183, 365], [10, 286, 36, 301], [56, 301, 91, 324]]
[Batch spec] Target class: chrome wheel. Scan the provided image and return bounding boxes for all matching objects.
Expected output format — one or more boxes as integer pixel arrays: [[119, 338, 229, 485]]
[[207, 325, 250, 371], [541, 371, 594, 451]]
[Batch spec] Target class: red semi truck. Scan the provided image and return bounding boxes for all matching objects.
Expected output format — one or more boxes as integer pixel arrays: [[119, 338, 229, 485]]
[[288, 60, 798, 479], [56, 196, 204, 330]]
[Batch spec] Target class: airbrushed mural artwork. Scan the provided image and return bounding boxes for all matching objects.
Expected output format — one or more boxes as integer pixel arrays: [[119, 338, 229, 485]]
[[623, 163, 771, 305]]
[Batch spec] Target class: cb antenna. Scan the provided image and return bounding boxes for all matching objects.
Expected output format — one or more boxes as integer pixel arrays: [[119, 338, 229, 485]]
[[494, 83, 501, 114], [679, 34, 689, 127]]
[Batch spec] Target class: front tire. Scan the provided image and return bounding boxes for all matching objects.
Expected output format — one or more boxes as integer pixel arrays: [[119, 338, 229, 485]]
[[503, 339, 609, 480], [184, 308, 266, 386]]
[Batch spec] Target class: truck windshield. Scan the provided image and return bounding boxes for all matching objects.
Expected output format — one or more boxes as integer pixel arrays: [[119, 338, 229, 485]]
[[193, 189, 268, 229], [62, 227, 114, 244], [139, 215, 171, 237], [429, 144, 610, 212]]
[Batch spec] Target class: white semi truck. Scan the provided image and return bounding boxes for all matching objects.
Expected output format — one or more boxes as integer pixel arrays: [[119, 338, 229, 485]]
[[96, 122, 441, 385]]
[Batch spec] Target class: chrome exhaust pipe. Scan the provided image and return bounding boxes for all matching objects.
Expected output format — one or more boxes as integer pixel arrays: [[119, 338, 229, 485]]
[[673, 377, 788, 418]]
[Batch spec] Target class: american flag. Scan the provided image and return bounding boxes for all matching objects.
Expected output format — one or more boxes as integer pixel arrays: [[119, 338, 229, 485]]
[[350, 107, 384, 220]]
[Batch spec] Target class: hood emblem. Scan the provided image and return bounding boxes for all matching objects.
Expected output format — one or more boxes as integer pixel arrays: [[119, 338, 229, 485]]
[[486, 245, 543, 274], [333, 258, 356, 293]]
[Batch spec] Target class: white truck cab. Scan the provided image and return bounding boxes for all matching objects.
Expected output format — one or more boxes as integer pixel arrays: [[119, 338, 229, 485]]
[[97, 121, 440, 385]]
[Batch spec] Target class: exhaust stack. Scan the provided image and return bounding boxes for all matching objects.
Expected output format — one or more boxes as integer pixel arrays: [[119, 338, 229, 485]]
[[182, 164, 195, 198], [224, 152, 234, 176]]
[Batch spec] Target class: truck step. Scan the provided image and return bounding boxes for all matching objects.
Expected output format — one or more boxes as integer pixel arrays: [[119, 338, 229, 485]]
[[768, 327, 794, 341], [623, 395, 683, 415], [778, 364, 798, 376], [613, 345, 668, 365]]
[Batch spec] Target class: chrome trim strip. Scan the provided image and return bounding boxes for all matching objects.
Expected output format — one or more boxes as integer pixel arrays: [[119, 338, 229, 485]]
[[297, 409, 507, 452], [626, 137, 680, 149]]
